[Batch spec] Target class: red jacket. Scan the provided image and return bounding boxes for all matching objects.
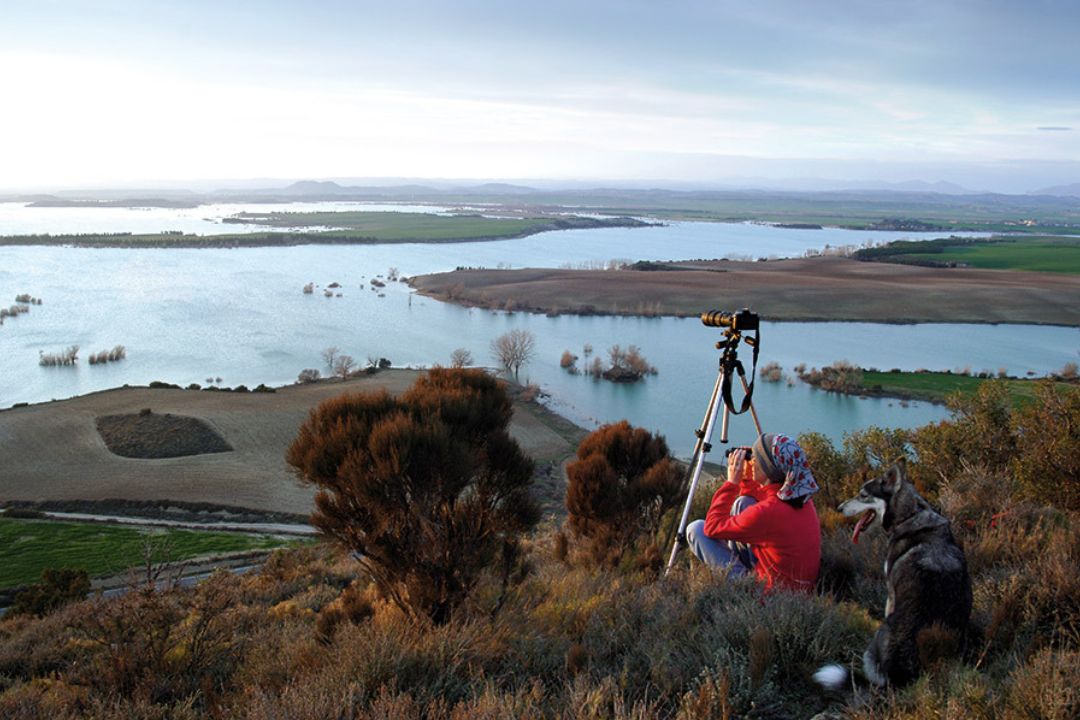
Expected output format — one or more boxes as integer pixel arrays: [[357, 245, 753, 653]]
[[703, 477, 820, 592]]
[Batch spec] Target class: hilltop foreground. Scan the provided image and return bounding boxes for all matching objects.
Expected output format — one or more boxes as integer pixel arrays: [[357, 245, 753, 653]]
[[0, 379, 1076, 719]]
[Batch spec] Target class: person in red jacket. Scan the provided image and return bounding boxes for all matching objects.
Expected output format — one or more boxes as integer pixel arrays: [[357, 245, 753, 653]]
[[685, 432, 821, 592]]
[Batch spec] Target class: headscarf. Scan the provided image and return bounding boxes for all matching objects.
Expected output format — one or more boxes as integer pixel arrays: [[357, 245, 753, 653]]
[[752, 433, 819, 501]]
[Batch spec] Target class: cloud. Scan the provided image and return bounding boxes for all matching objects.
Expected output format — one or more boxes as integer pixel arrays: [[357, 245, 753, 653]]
[[1037, 126, 1073, 131]]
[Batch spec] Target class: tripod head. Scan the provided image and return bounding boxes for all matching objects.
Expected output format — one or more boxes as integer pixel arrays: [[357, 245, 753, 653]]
[[701, 310, 761, 416]]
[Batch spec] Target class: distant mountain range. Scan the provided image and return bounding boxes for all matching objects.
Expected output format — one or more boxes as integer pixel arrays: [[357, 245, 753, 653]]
[[4, 180, 1080, 219], [1032, 182, 1080, 197]]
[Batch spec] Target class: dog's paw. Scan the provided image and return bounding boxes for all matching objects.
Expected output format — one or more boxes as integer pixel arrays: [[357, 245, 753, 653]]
[[813, 664, 849, 690]]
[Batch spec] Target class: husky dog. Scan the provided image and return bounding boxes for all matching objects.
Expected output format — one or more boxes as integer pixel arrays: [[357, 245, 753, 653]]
[[815, 458, 972, 689]]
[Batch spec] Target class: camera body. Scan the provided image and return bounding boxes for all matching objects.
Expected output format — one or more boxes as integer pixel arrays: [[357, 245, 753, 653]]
[[701, 308, 759, 331]]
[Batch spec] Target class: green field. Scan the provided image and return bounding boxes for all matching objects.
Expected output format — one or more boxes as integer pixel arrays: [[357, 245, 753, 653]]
[[225, 210, 550, 239], [0, 213, 644, 248], [860, 371, 1071, 406], [0, 517, 301, 589], [889, 237, 1080, 274]]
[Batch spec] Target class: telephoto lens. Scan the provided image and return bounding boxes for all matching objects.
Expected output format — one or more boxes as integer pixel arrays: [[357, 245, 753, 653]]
[[700, 308, 759, 331]]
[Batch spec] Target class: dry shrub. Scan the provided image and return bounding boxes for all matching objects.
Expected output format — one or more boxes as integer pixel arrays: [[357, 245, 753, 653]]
[[1004, 647, 1079, 720], [565, 421, 682, 567], [816, 526, 888, 609], [287, 368, 539, 624], [797, 360, 863, 393], [1011, 381, 1080, 511], [0, 677, 91, 719], [758, 361, 783, 382], [315, 581, 375, 644], [7, 568, 90, 618], [909, 382, 1015, 497]]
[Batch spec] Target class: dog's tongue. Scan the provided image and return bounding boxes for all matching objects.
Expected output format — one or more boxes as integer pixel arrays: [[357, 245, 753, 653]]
[[852, 509, 876, 544]]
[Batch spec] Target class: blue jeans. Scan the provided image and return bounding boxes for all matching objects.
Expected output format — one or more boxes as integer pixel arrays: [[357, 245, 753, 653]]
[[686, 495, 757, 574]]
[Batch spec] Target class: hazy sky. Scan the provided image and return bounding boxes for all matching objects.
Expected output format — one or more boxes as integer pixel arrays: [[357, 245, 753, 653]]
[[1, 0, 1078, 191]]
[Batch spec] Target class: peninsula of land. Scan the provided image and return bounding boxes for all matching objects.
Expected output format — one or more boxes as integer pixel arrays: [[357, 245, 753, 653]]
[[408, 255, 1080, 326], [0, 213, 650, 248]]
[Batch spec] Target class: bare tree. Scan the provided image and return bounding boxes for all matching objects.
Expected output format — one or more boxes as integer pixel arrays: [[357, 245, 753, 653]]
[[333, 354, 356, 380], [450, 347, 474, 368], [321, 346, 339, 373], [490, 329, 536, 379]]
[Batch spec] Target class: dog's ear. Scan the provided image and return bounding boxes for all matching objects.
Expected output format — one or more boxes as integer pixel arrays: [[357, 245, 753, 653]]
[[882, 458, 906, 491]]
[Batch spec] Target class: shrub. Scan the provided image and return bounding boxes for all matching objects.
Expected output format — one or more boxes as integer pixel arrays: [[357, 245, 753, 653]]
[[297, 368, 321, 384], [1, 507, 46, 519], [560, 350, 578, 369], [1011, 382, 1080, 510], [910, 382, 1015, 497], [758, 361, 783, 382], [796, 360, 863, 393], [286, 368, 540, 624], [38, 345, 79, 367], [566, 421, 682, 566], [8, 568, 90, 618], [449, 348, 473, 368]]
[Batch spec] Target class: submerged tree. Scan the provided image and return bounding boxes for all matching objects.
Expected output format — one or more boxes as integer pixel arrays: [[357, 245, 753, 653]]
[[286, 367, 539, 624], [490, 328, 536, 379]]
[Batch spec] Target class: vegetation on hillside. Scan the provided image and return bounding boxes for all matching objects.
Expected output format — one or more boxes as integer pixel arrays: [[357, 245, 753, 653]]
[[0, 379, 1076, 718]]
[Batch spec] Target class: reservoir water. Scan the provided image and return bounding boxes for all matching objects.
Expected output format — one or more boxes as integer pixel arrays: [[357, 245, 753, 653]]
[[1, 207, 1075, 457]]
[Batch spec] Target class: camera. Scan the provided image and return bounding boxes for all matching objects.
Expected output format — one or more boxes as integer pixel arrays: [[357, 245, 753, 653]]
[[701, 308, 759, 331]]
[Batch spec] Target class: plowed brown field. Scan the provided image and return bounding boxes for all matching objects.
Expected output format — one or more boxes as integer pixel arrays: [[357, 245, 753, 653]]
[[0, 370, 584, 514], [409, 256, 1080, 325]]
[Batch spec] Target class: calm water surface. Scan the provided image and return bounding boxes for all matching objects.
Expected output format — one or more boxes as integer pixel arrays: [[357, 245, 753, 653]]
[[2, 217, 1073, 457]]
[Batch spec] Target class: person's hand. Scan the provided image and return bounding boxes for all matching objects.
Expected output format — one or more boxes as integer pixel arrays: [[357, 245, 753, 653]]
[[725, 447, 752, 484]]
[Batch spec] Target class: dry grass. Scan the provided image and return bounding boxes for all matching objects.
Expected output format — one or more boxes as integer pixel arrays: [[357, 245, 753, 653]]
[[0, 387, 1075, 718]]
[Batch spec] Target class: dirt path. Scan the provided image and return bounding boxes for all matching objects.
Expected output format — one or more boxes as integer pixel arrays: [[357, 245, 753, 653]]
[[409, 256, 1080, 325], [0, 370, 584, 515]]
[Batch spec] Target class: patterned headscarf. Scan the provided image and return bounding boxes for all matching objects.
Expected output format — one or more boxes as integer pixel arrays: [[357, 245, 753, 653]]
[[752, 433, 819, 501]]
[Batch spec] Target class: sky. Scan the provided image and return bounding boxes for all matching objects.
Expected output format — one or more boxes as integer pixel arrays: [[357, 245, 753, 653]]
[[1, 0, 1078, 193]]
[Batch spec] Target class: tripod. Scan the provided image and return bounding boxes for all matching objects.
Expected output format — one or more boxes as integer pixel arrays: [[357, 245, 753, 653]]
[[664, 327, 763, 574]]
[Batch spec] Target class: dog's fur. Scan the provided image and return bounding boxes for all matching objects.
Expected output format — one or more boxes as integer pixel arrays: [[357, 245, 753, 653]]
[[815, 458, 972, 689]]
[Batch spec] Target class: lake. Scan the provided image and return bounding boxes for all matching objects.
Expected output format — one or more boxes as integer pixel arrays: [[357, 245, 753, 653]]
[[2, 209, 1074, 457]]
